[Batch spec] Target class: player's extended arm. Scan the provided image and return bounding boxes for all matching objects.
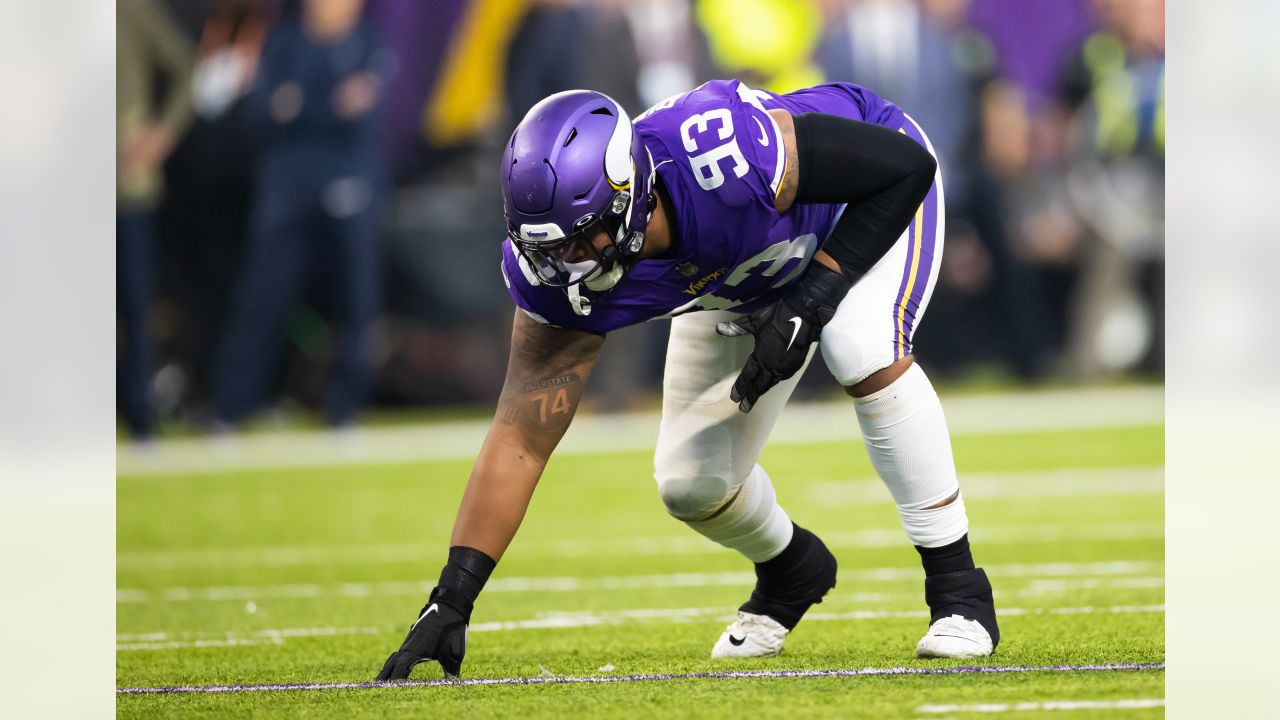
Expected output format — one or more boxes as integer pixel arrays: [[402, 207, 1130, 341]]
[[451, 310, 604, 560], [718, 109, 937, 412], [377, 310, 603, 681]]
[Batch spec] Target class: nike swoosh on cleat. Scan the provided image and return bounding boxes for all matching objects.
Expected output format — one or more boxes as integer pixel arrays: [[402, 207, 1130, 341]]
[[411, 603, 438, 630], [729, 635, 746, 646], [784, 316, 802, 351]]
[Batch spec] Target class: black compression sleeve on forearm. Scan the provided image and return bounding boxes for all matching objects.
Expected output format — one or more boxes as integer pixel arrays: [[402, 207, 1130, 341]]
[[792, 112, 937, 278]]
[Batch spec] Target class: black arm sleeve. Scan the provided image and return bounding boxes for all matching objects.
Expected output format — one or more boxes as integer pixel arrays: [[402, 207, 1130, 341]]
[[792, 112, 937, 279]]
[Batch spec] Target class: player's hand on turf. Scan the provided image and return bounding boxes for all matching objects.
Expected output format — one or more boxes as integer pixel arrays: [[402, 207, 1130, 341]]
[[716, 264, 852, 413], [377, 596, 469, 681]]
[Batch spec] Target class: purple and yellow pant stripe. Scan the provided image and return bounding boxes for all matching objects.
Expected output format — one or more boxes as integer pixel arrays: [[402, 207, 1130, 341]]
[[891, 116, 942, 360]]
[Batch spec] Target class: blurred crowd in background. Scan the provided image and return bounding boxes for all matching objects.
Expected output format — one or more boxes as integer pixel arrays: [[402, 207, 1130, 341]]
[[116, 0, 1164, 439]]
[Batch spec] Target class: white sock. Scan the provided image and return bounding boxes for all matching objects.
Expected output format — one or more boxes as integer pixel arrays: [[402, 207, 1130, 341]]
[[683, 465, 794, 563], [854, 363, 968, 548]]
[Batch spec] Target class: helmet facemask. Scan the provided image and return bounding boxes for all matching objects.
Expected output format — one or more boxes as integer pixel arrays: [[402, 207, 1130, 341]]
[[511, 207, 628, 288]]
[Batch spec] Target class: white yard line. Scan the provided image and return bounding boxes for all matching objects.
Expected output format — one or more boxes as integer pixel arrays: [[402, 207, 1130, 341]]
[[116, 560, 1162, 604], [117, 663, 1166, 694], [117, 518, 1163, 571], [917, 698, 1164, 713], [117, 386, 1162, 476], [806, 467, 1163, 506], [116, 604, 1165, 652], [1017, 576, 1164, 596]]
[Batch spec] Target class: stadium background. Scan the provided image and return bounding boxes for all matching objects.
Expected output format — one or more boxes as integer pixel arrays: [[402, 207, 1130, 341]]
[[117, 0, 1165, 437]]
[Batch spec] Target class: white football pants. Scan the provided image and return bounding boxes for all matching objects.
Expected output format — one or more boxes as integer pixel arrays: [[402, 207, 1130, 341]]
[[653, 115, 963, 559]]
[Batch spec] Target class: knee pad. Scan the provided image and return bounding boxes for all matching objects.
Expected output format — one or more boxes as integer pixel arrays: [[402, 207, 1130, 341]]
[[897, 490, 969, 548], [658, 465, 793, 563], [657, 473, 736, 521]]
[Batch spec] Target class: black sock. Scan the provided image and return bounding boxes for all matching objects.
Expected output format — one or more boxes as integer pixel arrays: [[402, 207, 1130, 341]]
[[740, 524, 837, 630], [432, 546, 497, 619], [915, 534, 975, 577]]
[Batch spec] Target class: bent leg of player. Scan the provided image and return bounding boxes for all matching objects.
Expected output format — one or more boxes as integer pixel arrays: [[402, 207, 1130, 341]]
[[819, 117, 998, 658], [655, 310, 837, 659]]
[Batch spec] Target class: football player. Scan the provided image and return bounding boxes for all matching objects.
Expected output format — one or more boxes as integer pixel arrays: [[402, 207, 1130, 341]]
[[377, 79, 999, 681]]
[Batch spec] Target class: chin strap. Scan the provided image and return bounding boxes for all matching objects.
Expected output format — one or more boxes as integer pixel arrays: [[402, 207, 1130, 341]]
[[567, 188, 657, 312], [567, 284, 592, 315], [583, 262, 625, 293]]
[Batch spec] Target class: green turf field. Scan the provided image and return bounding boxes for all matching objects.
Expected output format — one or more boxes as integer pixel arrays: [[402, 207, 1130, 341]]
[[117, 409, 1164, 718]]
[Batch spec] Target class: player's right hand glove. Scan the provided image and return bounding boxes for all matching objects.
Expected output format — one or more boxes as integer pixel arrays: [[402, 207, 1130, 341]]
[[716, 263, 852, 413], [376, 590, 469, 681]]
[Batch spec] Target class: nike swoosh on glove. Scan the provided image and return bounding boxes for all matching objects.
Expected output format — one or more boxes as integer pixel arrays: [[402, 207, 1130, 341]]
[[376, 591, 469, 681], [716, 263, 852, 413]]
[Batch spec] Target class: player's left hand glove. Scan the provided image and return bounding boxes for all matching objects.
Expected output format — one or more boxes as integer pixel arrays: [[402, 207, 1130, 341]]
[[717, 263, 852, 413], [376, 589, 469, 681]]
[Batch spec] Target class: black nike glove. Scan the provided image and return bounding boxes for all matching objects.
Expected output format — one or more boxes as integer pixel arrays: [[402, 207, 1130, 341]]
[[716, 263, 852, 413], [376, 588, 469, 681]]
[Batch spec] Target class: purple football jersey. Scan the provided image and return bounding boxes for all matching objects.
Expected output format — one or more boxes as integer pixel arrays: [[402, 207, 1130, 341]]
[[500, 80, 906, 334]]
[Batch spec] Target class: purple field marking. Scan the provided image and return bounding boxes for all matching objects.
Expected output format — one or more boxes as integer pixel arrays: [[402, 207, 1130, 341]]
[[118, 662, 1164, 695]]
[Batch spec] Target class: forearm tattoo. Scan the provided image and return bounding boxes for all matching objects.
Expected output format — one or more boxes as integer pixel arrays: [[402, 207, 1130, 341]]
[[496, 373, 583, 435], [494, 313, 601, 441]]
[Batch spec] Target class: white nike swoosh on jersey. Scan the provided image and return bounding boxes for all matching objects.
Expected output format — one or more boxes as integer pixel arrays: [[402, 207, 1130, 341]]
[[752, 116, 769, 146], [785, 316, 802, 350], [411, 603, 439, 630]]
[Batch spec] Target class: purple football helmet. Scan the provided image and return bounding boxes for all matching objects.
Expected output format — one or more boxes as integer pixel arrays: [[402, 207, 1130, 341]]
[[501, 90, 655, 289]]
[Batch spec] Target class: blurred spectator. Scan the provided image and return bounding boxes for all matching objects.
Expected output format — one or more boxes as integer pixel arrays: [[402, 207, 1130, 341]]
[[812, 0, 1054, 379], [695, 0, 823, 92], [967, 0, 1095, 111], [579, 0, 642, 113], [211, 0, 392, 429], [151, 1, 272, 418], [117, 0, 196, 438], [1056, 0, 1165, 173], [814, 0, 976, 204], [191, 0, 271, 122], [906, 0, 1095, 380], [617, 0, 719, 109], [1057, 0, 1165, 375], [366, 0, 462, 180], [504, 0, 590, 125]]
